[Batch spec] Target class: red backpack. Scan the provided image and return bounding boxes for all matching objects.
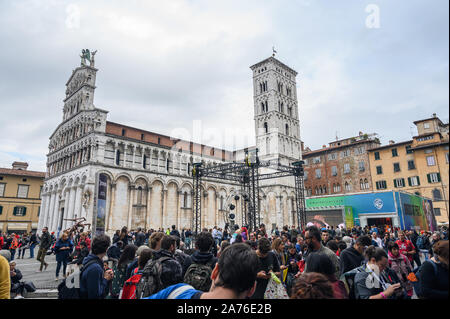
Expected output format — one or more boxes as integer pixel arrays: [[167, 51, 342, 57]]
[[119, 272, 143, 299]]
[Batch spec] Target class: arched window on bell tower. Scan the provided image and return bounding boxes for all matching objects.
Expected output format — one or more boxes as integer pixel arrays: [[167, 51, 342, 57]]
[[285, 124, 289, 136], [264, 122, 268, 134]]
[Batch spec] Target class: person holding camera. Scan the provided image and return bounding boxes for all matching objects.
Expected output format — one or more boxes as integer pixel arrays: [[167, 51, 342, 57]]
[[354, 246, 405, 299]]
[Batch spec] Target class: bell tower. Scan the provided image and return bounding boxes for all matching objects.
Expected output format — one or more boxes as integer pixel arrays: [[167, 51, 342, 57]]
[[250, 56, 302, 165], [62, 49, 98, 121]]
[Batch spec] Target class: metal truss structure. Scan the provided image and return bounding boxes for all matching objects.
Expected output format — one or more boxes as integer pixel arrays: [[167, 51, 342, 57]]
[[192, 149, 306, 234]]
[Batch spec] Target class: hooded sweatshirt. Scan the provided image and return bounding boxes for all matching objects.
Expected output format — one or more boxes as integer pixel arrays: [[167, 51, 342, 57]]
[[80, 254, 108, 299]]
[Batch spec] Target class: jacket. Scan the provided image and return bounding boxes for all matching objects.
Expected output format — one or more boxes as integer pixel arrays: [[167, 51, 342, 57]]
[[339, 246, 364, 275], [54, 239, 74, 262], [152, 249, 183, 289], [0, 255, 10, 299], [80, 254, 108, 299], [388, 251, 413, 296], [39, 232, 51, 250], [305, 245, 340, 279]]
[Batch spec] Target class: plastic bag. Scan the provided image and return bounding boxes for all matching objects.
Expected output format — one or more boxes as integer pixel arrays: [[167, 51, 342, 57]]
[[263, 272, 289, 299]]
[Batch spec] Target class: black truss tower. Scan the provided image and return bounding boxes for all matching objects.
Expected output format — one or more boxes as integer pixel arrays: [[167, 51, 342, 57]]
[[191, 150, 306, 235]]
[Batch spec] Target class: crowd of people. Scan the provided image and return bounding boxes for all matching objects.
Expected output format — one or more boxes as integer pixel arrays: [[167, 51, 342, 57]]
[[0, 222, 448, 300]]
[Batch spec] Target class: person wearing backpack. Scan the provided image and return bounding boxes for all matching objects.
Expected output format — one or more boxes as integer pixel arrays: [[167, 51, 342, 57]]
[[79, 234, 114, 299], [109, 244, 138, 299], [136, 235, 182, 298], [144, 243, 259, 299], [354, 246, 403, 299], [414, 240, 448, 299], [182, 231, 217, 292], [120, 248, 153, 299]]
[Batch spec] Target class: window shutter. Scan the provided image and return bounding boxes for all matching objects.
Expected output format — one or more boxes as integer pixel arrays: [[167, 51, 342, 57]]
[[401, 178, 405, 187], [13, 207, 17, 215], [23, 207, 27, 216], [417, 176, 420, 186], [394, 179, 397, 188], [427, 174, 431, 183], [437, 173, 441, 182], [408, 177, 411, 187]]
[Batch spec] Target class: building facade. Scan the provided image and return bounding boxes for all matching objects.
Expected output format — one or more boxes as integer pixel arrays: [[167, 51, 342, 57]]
[[368, 114, 449, 224], [302, 132, 381, 198], [0, 162, 45, 234], [38, 53, 304, 236]]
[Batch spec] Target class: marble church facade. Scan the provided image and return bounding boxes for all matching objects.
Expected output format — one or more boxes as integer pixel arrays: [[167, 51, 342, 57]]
[[38, 53, 304, 237]]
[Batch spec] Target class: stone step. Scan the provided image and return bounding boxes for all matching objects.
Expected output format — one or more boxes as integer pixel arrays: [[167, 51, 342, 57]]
[[22, 289, 58, 299]]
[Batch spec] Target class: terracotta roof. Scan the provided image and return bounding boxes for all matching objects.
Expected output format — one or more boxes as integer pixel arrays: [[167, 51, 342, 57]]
[[303, 139, 378, 157], [367, 140, 413, 152], [0, 167, 45, 178]]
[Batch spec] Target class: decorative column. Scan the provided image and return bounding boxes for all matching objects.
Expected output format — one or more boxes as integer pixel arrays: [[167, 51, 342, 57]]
[[62, 189, 71, 230], [107, 182, 116, 232], [66, 186, 77, 228], [45, 192, 55, 230], [73, 185, 83, 220], [276, 195, 282, 227], [131, 145, 136, 169], [176, 191, 182, 228], [127, 184, 135, 229], [51, 192, 61, 233], [145, 187, 152, 230], [37, 193, 48, 231], [161, 189, 167, 229]]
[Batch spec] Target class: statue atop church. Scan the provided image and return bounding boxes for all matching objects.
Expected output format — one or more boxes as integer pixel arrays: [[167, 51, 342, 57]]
[[80, 49, 98, 67]]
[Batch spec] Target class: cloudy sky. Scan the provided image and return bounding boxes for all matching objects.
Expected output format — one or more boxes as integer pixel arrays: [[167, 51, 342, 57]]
[[0, 0, 448, 172]]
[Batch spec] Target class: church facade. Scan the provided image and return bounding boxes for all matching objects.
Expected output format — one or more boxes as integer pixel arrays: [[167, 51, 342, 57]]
[[37, 52, 304, 236]]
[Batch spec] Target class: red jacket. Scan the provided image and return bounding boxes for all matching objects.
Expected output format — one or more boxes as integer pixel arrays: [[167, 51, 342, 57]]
[[395, 239, 415, 262]]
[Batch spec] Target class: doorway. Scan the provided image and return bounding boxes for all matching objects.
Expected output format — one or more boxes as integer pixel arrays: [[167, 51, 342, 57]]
[[367, 217, 392, 233]]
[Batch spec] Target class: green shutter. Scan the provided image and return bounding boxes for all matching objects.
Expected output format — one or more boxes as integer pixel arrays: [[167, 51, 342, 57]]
[[23, 207, 26, 216], [417, 176, 420, 186], [427, 174, 431, 183], [402, 178, 405, 187], [0, 206, 2, 215], [437, 173, 441, 182], [394, 179, 397, 188], [408, 177, 411, 187], [13, 207, 17, 215]]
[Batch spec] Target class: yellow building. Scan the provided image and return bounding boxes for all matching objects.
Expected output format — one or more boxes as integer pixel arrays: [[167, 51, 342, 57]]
[[0, 162, 45, 234], [368, 114, 449, 225]]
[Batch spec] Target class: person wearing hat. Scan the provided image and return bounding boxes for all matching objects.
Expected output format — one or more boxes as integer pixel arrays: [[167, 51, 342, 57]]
[[0, 250, 11, 299]]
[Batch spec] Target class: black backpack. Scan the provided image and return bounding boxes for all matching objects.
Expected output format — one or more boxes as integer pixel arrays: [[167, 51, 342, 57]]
[[57, 259, 99, 299], [135, 257, 172, 299], [183, 259, 215, 292]]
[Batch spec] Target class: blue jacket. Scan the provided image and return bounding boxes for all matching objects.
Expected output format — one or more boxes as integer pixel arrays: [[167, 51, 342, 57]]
[[54, 239, 74, 262], [80, 254, 108, 299]]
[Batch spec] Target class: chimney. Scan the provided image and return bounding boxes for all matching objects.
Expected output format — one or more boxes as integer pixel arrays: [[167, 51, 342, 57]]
[[322, 145, 327, 149], [12, 162, 28, 170], [389, 140, 395, 145], [433, 113, 437, 118]]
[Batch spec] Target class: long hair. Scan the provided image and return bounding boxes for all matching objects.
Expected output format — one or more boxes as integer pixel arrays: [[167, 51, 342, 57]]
[[118, 244, 137, 268]]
